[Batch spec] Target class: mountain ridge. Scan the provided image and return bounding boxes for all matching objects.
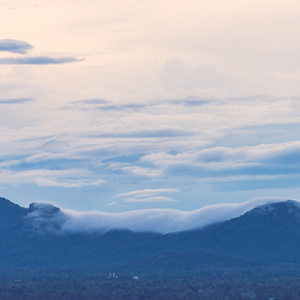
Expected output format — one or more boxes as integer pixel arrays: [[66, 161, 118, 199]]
[[0, 196, 299, 273]]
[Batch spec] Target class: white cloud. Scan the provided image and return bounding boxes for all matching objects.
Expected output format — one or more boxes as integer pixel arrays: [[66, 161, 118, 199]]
[[119, 166, 162, 178], [0, 169, 105, 188], [124, 196, 177, 203], [140, 141, 300, 178], [115, 188, 179, 198], [60, 197, 293, 234], [114, 188, 179, 203], [0, 160, 20, 168]]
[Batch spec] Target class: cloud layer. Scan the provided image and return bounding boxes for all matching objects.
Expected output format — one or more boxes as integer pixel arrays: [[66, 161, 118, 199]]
[[54, 198, 292, 234], [0, 95, 300, 211]]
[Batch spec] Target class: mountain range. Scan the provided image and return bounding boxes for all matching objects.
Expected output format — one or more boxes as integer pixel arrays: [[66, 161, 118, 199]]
[[0, 197, 300, 275]]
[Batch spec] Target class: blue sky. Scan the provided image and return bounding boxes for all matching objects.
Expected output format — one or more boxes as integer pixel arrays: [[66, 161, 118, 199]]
[[1, 0, 300, 212]]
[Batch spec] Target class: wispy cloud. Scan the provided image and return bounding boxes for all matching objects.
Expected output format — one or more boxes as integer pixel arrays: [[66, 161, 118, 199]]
[[140, 141, 300, 180], [120, 166, 162, 178], [88, 129, 195, 139], [0, 39, 33, 54], [124, 196, 177, 203], [66, 99, 155, 112], [0, 168, 105, 188], [115, 189, 179, 198], [115, 188, 178, 203], [0, 56, 84, 65], [168, 96, 214, 106], [0, 98, 34, 104], [96, 103, 149, 111], [74, 98, 109, 105]]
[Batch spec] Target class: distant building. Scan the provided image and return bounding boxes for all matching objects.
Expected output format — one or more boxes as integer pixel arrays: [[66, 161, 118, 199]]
[[107, 272, 118, 279]]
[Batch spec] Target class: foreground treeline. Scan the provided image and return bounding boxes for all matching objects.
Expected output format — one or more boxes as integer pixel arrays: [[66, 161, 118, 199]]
[[0, 268, 300, 299]]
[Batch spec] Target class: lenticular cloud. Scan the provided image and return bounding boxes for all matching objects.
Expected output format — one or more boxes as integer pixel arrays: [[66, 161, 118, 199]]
[[58, 197, 292, 234]]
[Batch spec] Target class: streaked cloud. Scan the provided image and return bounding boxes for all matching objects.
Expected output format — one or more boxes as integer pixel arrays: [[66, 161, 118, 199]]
[[115, 188, 178, 203], [124, 196, 177, 203], [140, 141, 300, 180], [168, 97, 214, 107], [0, 39, 33, 54], [89, 128, 195, 139], [0, 98, 35, 104], [0, 56, 84, 65], [66, 99, 154, 112], [74, 98, 109, 105], [0, 168, 105, 188], [115, 189, 179, 198]]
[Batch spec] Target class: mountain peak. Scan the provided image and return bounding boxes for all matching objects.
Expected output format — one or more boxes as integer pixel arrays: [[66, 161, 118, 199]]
[[26, 202, 67, 232], [244, 200, 300, 223], [28, 202, 61, 217]]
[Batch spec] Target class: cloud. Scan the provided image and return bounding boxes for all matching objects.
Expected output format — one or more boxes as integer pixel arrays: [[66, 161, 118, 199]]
[[59, 197, 293, 234], [74, 98, 109, 105], [115, 188, 179, 203], [88, 129, 195, 139], [124, 196, 177, 203], [0, 168, 105, 188], [0, 56, 84, 65], [119, 166, 162, 178], [63, 99, 155, 112], [24, 152, 71, 163], [0, 98, 35, 104], [0, 93, 299, 207], [35, 177, 105, 188], [140, 141, 300, 180], [0, 39, 33, 54], [0, 160, 20, 168], [115, 188, 179, 198], [96, 103, 149, 111], [168, 96, 214, 106]]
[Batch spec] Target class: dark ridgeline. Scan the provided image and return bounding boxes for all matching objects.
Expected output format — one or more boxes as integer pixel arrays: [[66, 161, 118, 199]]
[[1, 197, 300, 299], [0, 196, 300, 273]]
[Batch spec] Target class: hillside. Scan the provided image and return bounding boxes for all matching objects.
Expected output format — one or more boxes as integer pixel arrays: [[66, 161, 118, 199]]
[[0, 197, 300, 275]]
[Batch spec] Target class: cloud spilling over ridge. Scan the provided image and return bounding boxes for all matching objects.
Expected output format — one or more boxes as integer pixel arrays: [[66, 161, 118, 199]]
[[56, 197, 293, 234], [0, 39, 33, 54]]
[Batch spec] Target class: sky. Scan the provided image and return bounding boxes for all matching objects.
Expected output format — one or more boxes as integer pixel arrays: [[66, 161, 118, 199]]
[[1, 0, 300, 213]]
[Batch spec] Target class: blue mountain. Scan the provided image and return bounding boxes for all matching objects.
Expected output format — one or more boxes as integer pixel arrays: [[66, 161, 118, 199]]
[[0, 197, 300, 274]]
